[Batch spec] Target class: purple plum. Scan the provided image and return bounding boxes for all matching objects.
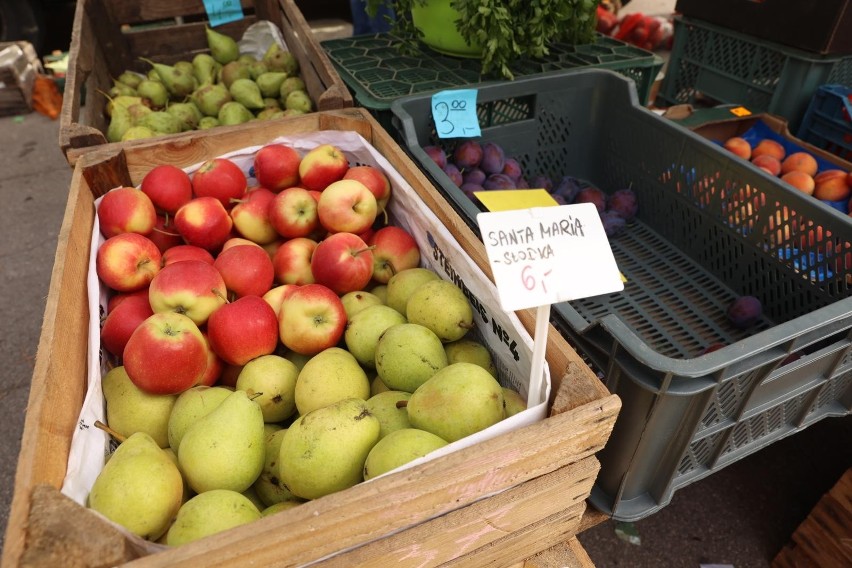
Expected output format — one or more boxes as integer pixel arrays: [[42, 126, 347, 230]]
[[574, 186, 607, 214], [443, 163, 463, 187], [453, 141, 483, 169], [529, 174, 553, 192], [600, 210, 627, 237], [551, 193, 568, 205], [553, 176, 584, 203], [483, 173, 517, 190], [480, 142, 506, 175], [516, 176, 530, 189], [462, 167, 486, 186], [501, 158, 523, 181], [423, 145, 447, 169], [460, 182, 485, 204], [726, 296, 762, 329], [608, 188, 638, 221]]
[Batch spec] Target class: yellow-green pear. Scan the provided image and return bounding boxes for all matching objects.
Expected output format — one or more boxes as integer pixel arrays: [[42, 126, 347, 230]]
[[137, 79, 169, 108], [241, 485, 266, 512], [236, 355, 298, 423], [370, 374, 390, 396], [502, 387, 527, 418], [344, 305, 407, 368], [116, 71, 143, 89], [102, 366, 177, 448], [374, 323, 447, 393], [365, 390, 411, 439], [406, 279, 474, 342], [88, 432, 183, 541], [340, 290, 384, 319], [192, 52, 218, 84], [253, 428, 300, 506], [407, 362, 504, 442], [120, 125, 156, 141], [178, 390, 265, 493], [444, 339, 497, 377], [218, 101, 253, 125], [263, 43, 299, 75], [363, 428, 448, 480], [278, 76, 306, 99], [106, 106, 132, 143], [205, 26, 240, 64], [370, 284, 388, 304], [279, 398, 380, 499], [198, 116, 220, 129], [166, 489, 260, 546], [294, 347, 370, 415], [168, 385, 233, 452], [386, 268, 439, 314], [261, 501, 301, 517], [282, 348, 313, 371], [256, 71, 288, 98], [229, 78, 265, 110]]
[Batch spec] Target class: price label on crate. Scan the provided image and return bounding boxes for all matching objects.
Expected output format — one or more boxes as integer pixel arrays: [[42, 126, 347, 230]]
[[477, 203, 624, 312], [431, 89, 481, 138], [203, 0, 244, 27]]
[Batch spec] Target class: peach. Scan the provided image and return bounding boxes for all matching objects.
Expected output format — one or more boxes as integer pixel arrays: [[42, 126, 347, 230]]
[[847, 171, 852, 188], [723, 137, 751, 160], [780, 152, 818, 176], [751, 154, 782, 176], [781, 170, 815, 195], [814, 170, 851, 201], [751, 139, 785, 161]]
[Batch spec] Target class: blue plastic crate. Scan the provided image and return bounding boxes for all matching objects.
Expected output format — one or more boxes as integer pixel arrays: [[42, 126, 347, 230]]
[[797, 84, 852, 162]]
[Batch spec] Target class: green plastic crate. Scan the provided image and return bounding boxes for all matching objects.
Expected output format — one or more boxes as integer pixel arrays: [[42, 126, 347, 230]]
[[321, 32, 662, 132], [658, 16, 852, 133]]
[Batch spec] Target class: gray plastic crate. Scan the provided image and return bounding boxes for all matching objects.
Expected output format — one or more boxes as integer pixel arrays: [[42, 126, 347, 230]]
[[391, 69, 852, 521]]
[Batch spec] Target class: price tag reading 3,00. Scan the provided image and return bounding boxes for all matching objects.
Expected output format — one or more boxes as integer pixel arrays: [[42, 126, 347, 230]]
[[203, 0, 244, 27], [431, 89, 481, 138]]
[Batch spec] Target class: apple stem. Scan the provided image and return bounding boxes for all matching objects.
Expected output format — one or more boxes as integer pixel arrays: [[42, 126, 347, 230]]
[[395, 400, 409, 409], [354, 245, 377, 256], [230, 198, 245, 205], [212, 288, 230, 304], [94, 420, 127, 443], [152, 225, 181, 237]]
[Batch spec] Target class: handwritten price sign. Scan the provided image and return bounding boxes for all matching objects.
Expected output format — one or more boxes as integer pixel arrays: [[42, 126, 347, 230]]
[[203, 0, 244, 27], [477, 203, 624, 312], [431, 89, 481, 138]]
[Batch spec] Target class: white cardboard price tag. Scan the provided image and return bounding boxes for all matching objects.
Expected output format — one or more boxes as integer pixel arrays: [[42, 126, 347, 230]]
[[477, 203, 624, 312]]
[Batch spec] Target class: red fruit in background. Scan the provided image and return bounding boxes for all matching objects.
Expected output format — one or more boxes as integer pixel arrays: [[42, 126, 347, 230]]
[[369, 226, 421, 284], [191, 158, 247, 209], [161, 244, 215, 267], [601, 210, 627, 237], [310, 232, 374, 295], [453, 140, 483, 169], [298, 143, 350, 191], [140, 165, 193, 214], [174, 196, 233, 252], [574, 186, 607, 213], [206, 295, 279, 366], [501, 158, 523, 182], [214, 244, 275, 299], [607, 189, 639, 221], [443, 163, 463, 187], [100, 295, 154, 357], [751, 154, 782, 176], [480, 142, 506, 175], [423, 145, 447, 169], [97, 187, 157, 238], [197, 331, 223, 387], [343, 165, 392, 213], [96, 232, 162, 292], [230, 186, 278, 245], [107, 288, 150, 314], [462, 167, 486, 186], [483, 173, 516, 190], [727, 296, 762, 329], [269, 186, 319, 238], [253, 143, 301, 192], [272, 237, 317, 285], [148, 215, 184, 253], [700, 342, 727, 355]]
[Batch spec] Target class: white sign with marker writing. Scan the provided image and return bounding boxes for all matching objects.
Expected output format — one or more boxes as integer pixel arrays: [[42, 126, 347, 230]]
[[477, 202, 624, 312]]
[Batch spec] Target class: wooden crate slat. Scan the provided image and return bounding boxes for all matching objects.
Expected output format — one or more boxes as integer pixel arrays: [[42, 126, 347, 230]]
[[104, 0, 255, 25]]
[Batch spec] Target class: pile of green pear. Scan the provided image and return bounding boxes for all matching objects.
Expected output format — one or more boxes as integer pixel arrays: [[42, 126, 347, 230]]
[[103, 26, 314, 143], [88, 267, 528, 547]]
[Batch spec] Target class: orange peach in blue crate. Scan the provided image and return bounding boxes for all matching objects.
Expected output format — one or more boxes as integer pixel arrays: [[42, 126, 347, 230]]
[[813, 170, 852, 202]]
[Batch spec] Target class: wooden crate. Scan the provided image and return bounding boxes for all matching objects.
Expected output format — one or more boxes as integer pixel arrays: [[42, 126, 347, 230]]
[[59, 0, 353, 166], [3, 108, 619, 568], [0, 41, 41, 117]]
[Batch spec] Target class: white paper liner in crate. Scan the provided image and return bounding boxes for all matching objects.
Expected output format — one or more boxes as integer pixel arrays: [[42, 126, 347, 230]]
[[63, 130, 551, 548]]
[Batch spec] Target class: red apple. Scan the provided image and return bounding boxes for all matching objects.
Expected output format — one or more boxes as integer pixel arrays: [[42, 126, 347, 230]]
[[343, 165, 391, 214], [96, 233, 162, 292], [97, 187, 157, 238], [272, 237, 317, 285], [123, 312, 208, 395], [213, 244, 275, 299], [197, 330, 223, 387], [191, 157, 247, 209], [140, 164, 193, 214], [217, 363, 244, 388], [230, 186, 278, 244], [368, 226, 420, 283], [107, 288, 150, 314], [262, 284, 299, 317], [316, 179, 378, 234], [206, 295, 279, 366], [278, 283, 347, 355], [174, 196, 233, 251], [100, 295, 154, 357], [254, 143, 301, 192], [148, 214, 184, 253], [221, 237, 264, 252], [148, 259, 228, 325], [310, 232, 374, 295], [161, 245, 214, 267], [268, 186, 319, 238], [297, 144, 349, 191]]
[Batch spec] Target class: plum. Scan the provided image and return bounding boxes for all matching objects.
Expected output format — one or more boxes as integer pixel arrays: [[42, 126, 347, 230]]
[[601, 210, 626, 238], [516, 176, 530, 189], [443, 163, 463, 187], [574, 186, 607, 214], [453, 141, 483, 169], [501, 158, 523, 181], [608, 188, 638, 221], [483, 173, 517, 190], [726, 295, 762, 329], [700, 342, 726, 355], [460, 182, 484, 203], [551, 193, 568, 205], [553, 176, 584, 203], [423, 145, 447, 170], [480, 142, 506, 175], [529, 174, 553, 192], [462, 167, 486, 186]]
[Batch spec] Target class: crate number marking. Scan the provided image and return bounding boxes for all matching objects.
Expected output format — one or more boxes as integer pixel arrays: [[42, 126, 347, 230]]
[[431, 89, 481, 138]]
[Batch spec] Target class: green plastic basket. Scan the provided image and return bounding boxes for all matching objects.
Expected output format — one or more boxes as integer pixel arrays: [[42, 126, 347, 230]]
[[321, 33, 663, 131], [658, 16, 852, 133]]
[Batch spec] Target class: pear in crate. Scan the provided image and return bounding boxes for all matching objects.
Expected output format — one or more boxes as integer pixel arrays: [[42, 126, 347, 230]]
[[406, 279, 474, 342], [375, 323, 448, 393], [137, 79, 169, 108], [363, 428, 448, 480], [220, 60, 251, 88], [285, 90, 312, 113], [365, 390, 412, 439], [141, 58, 195, 99], [178, 390, 265, 493], [116, 71, 143, 89], [88, 432, 183, 541], [218, 101, 253, 125], [407, 362, 504, 442], [294, 347, 370, 415], [279, 398, 380, 499], [229, 78, 265, 110], [192, 52, 218, 84], [192, 83, 232, 117], [263, 43, 299, 75], [253, 428, 302, 507], [206, 26, 240, 64], [108, 80, 136, 98], [247, 59, 269, 80], [236, 355, 299, 423], [344, 304, 407, 368], [137, 111, 182, 135], [444, 338, 496, 377], [106, 106, 132, 142], [102, 366, 177, 448], [256, 71, 288, 98], [262, 501, 301, 516], [166, 102, 202, 131], [279, 76, 306, 100], [121, 126, 156, 141], [385, 267, 439, 315], [502, 387, 527, 418], [167, 489, 260, 546], [167, 385, 233, 452], [340, 290, 384, 318]]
